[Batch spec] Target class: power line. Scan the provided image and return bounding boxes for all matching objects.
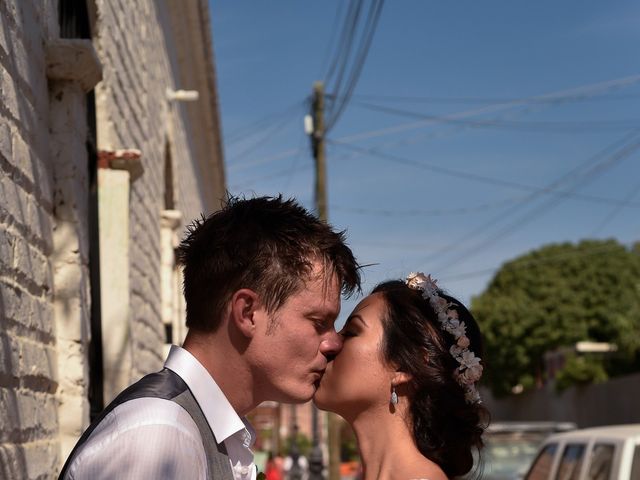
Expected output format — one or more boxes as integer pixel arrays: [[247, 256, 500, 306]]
[[228, 157, 310, 190], [332, 74, 640, 143], [322, 0, 385, 133], [329, 132, 640, 276], [324, 0, 364, 89], [227, 147, 303, 173], [429, 132, 640, 274], [328, 139, 640, 208], [226, 76, 639, 174], [227, 107, 302, 162], [281, 126, 311, 193], [325, 0, 385, 132], [224, 100, 304, 145], [348, 101, 640, 134], [588, 177, 640, 237], [317, 1, 349, 81], [439, 240, 638, 283], [330, 195, 532, 217], [330, 91, 640, 105]]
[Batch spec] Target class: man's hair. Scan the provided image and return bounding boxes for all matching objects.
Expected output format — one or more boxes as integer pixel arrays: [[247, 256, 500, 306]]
[[177, 195, 361, 332]]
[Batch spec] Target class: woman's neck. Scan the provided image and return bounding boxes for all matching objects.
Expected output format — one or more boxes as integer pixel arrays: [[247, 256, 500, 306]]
[[350, 406, 437, 480]]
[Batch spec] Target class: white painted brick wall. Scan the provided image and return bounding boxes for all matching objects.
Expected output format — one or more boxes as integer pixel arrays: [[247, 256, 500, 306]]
[[0, 0, 60, 477], [1, 0, 224, 477], [94, 0, 222, 379]]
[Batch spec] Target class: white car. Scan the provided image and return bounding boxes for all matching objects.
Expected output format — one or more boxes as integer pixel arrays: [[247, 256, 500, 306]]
[[525, 424, 640, 480], [471, 422, 576, 480]]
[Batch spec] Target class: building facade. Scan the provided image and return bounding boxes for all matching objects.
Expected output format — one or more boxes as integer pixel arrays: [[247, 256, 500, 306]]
[[0, 0, 225, 477]]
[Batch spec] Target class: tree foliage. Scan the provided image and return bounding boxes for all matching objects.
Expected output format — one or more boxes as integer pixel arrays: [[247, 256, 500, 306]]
[[471, 239, 640, 396]]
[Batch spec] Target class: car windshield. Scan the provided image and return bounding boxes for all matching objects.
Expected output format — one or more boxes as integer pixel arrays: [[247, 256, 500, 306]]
[[482, 433, 549, 480]]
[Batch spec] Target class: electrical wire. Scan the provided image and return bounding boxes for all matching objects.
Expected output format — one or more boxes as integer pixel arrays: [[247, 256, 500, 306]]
[[325, 0, 385, 132], [332, 74, 640, 144], [225, 76, 638, 175], [330, 91, 640, 105], [316, 1, 349, 81], [348, 101, 640, 134], [328, 139, 640, 208], [428, 132, 640, 274], [324, 0, 364, 92], [330, 195, 533, 217], [588, 177, 640, 237], [227, 107, 302, 163], [281, 126, 312, 193], [439, 240, 637, 282], [229, 161, 311, 191], [224, 100, 304, 145]]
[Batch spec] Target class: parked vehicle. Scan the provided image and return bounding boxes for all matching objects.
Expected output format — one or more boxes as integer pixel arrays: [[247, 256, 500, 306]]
[[525, 424, 640, 480], [470, 422, 576, 480]]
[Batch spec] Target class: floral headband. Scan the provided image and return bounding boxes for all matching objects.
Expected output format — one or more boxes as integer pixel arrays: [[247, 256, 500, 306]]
[[406, 272, 483, 404]]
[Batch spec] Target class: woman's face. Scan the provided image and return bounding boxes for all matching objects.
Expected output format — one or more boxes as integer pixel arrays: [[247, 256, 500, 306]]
[[314, 292, 395, 418]]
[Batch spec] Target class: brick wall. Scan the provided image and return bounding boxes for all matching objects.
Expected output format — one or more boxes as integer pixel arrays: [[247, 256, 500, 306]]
[[0, 0, 225, 477], [0, 0, 61, 477], [94, 0, 222, 379]]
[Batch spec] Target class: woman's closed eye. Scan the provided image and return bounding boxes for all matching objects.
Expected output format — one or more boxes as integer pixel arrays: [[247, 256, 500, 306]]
[[339, 329, 357, 338]]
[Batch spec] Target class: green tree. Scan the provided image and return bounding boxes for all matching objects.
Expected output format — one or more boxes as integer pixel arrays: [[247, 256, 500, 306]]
[[471, 239, 640, 396]]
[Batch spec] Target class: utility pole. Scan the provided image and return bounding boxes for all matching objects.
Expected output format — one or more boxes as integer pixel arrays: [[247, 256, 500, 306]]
[[311, 82, 328, 222], [308, 81, 341, 480], [288, 405, 303, 480]]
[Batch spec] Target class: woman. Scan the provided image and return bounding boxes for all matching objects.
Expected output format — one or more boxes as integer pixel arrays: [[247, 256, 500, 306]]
[[315, 272, 487, 480]]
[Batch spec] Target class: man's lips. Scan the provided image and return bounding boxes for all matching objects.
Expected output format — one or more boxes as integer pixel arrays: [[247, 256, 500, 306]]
[[312, 369, 326, 387]]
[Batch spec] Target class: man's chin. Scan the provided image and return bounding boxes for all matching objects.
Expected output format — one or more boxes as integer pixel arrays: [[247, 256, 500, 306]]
[[276, 386, 315, 404]]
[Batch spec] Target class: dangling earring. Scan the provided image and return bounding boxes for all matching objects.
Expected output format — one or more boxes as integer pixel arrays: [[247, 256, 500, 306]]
[[390, 385, 398, 405]]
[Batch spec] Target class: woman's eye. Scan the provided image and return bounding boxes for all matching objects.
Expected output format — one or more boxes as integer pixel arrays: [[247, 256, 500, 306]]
[[339, 330, 356, 338]]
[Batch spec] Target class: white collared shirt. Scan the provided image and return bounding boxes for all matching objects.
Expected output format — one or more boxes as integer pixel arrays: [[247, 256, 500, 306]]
[[64, 346, 256, 480]]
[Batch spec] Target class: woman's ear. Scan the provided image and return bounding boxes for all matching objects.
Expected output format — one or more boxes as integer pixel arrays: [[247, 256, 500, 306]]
[[230, 289, 260, 338], [392, 370, 412, 387]]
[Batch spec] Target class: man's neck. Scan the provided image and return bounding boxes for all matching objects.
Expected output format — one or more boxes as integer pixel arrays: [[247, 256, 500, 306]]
[[182, 331, 257, 416]]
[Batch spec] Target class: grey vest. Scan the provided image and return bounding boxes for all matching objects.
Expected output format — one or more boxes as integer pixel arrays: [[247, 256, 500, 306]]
[[58, 368, 235, 479]]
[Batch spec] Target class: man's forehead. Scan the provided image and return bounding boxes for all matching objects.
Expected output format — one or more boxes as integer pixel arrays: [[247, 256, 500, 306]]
[[295, 266, 341, 309], [304, 263, 341, 297]]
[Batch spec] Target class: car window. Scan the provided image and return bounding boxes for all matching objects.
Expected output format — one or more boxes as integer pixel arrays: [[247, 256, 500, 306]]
[[586, 444, 615, 480], [631, 445, 640, 480], [483, 433, 546, 478], [526, 443, 558, 480], [555, 443, 586, 480]]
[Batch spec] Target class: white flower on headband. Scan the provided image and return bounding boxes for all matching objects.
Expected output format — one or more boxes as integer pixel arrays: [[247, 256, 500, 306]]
[[405, 271, 483, 405], [443, 318, 466, 338], [465, 388, 481, 404], [460, 351, 481, 369]]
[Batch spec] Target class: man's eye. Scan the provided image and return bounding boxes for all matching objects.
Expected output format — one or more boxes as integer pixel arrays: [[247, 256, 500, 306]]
[[311, 319, 329, 331]]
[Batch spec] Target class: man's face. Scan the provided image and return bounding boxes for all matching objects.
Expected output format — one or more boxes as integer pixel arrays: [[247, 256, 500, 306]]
[[249, 261, 343, 404]]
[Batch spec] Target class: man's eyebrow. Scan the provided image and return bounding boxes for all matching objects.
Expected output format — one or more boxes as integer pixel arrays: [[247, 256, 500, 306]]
[[345, 313, 367, 327], [305, 308, 340, 322]]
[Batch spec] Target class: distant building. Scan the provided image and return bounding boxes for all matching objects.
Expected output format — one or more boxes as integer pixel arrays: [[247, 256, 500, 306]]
[[0, 0, 225, 477]]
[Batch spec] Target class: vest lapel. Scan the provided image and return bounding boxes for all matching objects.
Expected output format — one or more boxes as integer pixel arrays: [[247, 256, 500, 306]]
[[173, 389, 236, 480]]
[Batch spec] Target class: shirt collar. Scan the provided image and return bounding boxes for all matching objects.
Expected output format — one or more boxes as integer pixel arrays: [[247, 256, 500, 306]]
[[164, 345, 251, 444]]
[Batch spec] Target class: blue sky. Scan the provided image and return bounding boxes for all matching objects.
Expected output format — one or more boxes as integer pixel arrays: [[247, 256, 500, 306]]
[[209, 1, 640, 324]]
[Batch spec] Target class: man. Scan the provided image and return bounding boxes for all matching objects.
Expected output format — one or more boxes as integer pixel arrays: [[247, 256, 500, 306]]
[[59, 196, 360, 479]]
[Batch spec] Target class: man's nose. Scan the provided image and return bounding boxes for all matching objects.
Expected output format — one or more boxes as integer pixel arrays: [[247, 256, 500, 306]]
[[319, 330, 343, 359]]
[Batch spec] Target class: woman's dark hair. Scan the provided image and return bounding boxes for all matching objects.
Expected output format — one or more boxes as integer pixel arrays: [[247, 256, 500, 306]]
[[177, 195, 361, 332], [372, 280, 488, 478]]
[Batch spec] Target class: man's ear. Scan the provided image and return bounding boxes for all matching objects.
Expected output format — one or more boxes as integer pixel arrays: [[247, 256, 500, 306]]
[[230, 289, 261, 339]]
